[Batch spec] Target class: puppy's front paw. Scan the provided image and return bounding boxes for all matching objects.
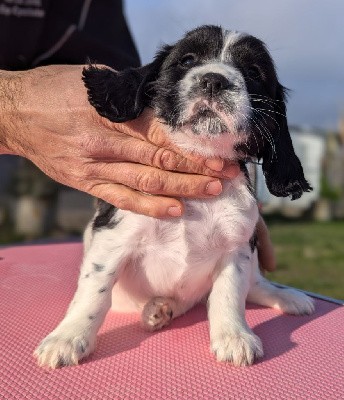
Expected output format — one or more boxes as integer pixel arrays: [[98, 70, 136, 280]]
[[34, 331, 95, 369], [274, 288, 315, 315], [141, 297, 174, 331], [211, 330, 263, 366]]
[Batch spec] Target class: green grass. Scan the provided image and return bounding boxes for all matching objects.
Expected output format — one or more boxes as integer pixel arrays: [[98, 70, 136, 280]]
[[266, 220, 344, 300]]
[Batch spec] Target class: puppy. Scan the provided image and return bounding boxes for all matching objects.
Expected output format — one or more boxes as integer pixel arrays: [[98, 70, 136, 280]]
[[35, 25, 314, 368]]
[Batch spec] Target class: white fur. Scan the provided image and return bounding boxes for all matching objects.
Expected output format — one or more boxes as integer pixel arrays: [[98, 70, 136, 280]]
[[220, 30, 247, 62]]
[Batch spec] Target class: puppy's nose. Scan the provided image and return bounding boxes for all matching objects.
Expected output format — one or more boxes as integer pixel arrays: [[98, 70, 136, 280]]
[[200, 73, 230, 95]]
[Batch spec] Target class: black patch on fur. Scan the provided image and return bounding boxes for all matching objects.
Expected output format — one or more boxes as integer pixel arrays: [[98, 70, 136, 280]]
[[84, 273, 90, 278], [239, 161, 256, 197], [88, 315, 96, 320], [98, 287, 107, 293], [249, 231, 258, 252], [82, 52, 169, 122], [93, 263, 105, 272], [93, 199, 117, 231]]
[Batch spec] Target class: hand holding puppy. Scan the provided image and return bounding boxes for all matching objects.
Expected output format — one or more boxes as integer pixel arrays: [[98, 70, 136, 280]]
[[0, 65, 239, 218]]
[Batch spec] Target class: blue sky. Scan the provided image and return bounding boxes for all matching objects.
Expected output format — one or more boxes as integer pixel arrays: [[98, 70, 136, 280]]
[[125, 0, 344, 130]]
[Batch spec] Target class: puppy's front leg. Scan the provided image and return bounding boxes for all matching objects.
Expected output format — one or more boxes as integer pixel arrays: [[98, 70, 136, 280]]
[[34, 233, 127, 368], [208, 245, 263, 366]]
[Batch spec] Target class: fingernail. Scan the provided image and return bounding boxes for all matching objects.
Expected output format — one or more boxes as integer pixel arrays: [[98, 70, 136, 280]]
[[205, 159, 224, 172], [167, 206, 182, 217], [206, 180, 222, 195]]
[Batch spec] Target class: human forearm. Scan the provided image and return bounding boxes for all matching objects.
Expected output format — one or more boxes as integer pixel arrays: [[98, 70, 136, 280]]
[[0, 69, 24, 155]]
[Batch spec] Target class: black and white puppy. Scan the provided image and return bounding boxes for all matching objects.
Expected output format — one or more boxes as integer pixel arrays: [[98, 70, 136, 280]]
[[35, 25, 314, 368]]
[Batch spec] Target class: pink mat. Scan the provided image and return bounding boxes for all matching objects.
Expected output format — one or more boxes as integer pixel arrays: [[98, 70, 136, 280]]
[[0, 243, 343, 400]]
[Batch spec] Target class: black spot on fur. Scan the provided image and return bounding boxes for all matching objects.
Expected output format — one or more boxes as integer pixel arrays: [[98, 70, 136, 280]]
[[56, 355, 69, 368], [249, 231, 258, 252], [84, 273, 90, 278], [79, 341, 88, 354], [93, 263, 105, 272], [235, 264, 243, 273], [239, 161, 255, 196], [88, 315, 96, 320], [98, 287, 107, 293], [93, 199, 118, 231]]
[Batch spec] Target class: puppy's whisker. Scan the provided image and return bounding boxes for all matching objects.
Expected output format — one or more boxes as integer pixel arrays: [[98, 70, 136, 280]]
[[251, 115, 276, 157], [251, 109, 276, 146], [254, 107, 287, 119], [252, 108, 281, 131], [249, 94, 284, 103]]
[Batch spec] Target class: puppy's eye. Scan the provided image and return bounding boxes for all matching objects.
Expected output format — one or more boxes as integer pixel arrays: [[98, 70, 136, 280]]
[[180, 53, 198, 67], [246, 65, 262, 81]]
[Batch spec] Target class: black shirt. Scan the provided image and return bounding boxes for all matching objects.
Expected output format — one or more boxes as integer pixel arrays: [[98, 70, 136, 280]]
[[0, 0, 140, 70]]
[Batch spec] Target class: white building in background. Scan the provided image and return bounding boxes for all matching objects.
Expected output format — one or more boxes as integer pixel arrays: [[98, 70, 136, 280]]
[[257, 127, 326, 216]]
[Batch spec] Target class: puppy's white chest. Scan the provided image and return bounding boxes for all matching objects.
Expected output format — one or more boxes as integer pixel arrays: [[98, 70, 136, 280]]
[[184, 177, 258, 254]]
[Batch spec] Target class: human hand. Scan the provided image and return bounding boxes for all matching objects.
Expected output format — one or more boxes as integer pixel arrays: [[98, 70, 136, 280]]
[[0, 65, 239, 217]]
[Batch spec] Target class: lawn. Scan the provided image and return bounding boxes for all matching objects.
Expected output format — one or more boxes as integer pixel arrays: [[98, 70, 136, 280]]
[[266, 220, 344, 300]]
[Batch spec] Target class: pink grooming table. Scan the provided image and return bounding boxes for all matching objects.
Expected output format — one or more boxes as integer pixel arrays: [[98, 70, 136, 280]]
[[1, 243, 343, 400]]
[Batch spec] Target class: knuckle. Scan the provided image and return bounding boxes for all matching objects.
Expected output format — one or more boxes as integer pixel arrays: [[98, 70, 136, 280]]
[[79, 134, 108, 157], [83, 163, 97, 179], [152, 148, 181, 171], [114, 195, 132, 211], [135, 171, 165, 194]]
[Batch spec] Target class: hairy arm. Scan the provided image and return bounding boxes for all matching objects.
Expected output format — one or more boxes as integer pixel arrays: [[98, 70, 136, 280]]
[[0, 70, 24, 154]]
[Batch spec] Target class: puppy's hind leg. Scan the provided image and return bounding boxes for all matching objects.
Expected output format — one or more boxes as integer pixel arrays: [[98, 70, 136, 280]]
[[247, 251, 315, 315], [141, 297, 194, 331]]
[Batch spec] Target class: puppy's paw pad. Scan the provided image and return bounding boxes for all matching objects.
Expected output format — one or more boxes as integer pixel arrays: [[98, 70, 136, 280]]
[[275, 289, 315, 315], [142, 297, 174, 331], [211, 331, 263, 366], [34, 333, 93, 369]]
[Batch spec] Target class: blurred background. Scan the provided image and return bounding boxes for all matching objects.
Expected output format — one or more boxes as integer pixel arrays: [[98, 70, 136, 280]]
[[0, 0, 343, 299]]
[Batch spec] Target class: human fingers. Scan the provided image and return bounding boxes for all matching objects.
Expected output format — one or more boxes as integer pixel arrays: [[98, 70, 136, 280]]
[[256, 215, 276, 272], [87, 131, 239, 179], [84, 161, 223, 199], [104, 108, 239, 178], [87, 181, 184, 218]]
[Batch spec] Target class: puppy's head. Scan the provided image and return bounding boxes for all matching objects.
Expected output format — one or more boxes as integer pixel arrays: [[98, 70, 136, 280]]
[[83, 25, 311, 200]]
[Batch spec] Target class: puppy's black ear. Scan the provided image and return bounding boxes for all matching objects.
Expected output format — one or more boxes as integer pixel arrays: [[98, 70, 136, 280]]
[[82, 47, 171, 122], [261, 84, 312, 200]]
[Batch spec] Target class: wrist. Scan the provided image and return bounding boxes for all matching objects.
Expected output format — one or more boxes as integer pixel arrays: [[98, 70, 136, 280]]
[[0, 70, 25, 155]]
